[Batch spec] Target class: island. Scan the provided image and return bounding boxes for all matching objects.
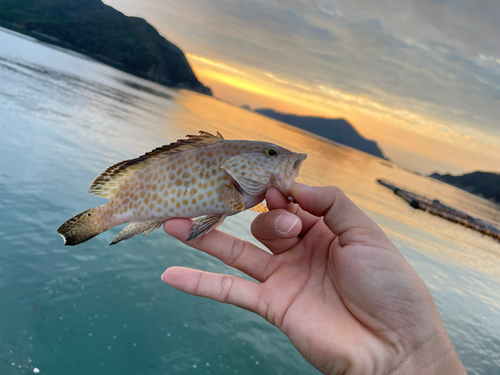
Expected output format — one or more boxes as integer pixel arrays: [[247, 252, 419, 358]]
[[254, 108, 387, 160], [0, 0, 211, 95], [430, 171, 500, 203]]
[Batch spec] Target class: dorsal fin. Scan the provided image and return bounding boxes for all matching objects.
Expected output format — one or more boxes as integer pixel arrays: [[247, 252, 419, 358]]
[[88, 131, 224, 199]]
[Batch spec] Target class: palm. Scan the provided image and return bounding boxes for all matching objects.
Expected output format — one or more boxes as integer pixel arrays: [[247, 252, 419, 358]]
[[259, 238, 347, 373], [251, 226, 389, 373]]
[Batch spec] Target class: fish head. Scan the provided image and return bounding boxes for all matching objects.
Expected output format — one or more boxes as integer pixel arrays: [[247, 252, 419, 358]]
[[265, 145, 307, 200], [222, 141, 307, 199]]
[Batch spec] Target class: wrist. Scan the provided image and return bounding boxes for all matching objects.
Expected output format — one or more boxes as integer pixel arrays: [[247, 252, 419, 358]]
[[392, 327, 466, 375]]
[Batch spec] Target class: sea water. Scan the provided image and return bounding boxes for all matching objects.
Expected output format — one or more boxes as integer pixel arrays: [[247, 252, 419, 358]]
[[1, 28, 499, 374]]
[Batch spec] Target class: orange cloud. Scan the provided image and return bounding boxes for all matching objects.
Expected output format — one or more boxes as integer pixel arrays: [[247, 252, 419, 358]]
[[188, 54, 500, 173]]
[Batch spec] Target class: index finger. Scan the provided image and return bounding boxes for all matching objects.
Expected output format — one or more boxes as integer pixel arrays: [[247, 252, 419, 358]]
[[292, 183, 386, 243], [163, 218, 274, 282]]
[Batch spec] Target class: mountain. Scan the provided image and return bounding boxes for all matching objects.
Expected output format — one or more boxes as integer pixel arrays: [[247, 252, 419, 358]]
[[430, 171, 500, 203], [0, 0, 211, 95], [254, 108, 387, 160]]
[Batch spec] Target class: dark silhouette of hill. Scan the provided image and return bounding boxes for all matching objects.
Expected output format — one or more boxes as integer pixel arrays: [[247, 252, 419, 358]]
[[254, 108, 387, 160], [0, 0, 211, 95], [430, 171, 500, 203]]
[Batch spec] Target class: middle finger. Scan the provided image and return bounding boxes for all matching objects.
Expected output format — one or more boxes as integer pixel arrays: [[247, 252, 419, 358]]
[[164, 218, 275, 282]]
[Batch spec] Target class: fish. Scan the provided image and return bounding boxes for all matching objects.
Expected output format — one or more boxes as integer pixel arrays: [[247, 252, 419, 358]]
[[57, 131, 307, 246]]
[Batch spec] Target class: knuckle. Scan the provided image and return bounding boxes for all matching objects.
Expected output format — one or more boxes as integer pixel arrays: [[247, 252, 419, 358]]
[[326, 185, 344, 197], [194, 272, 203, 294], [219, 275, 234, 303], [228, 237, 246, 265]]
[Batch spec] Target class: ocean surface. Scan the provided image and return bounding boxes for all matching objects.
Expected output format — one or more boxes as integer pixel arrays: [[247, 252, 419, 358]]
[[1, 27, 500, 375]]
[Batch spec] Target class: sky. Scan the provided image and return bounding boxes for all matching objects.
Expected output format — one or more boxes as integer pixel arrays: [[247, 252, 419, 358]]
[[103, 0, 500, 174]]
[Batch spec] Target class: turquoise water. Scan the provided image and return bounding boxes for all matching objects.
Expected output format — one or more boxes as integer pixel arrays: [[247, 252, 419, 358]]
[[1, 27, 500, 374]]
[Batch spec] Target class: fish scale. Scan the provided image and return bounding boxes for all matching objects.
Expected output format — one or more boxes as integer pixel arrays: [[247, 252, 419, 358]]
[[57, 131, 307, 245]]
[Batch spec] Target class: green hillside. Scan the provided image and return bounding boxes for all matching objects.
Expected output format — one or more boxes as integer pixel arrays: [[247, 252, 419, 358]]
[[0, 0, 211, 95]]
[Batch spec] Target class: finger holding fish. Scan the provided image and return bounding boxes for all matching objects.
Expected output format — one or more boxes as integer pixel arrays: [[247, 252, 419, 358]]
[[250, 208, 302, 255], [164, 218, 275, 282], [263, 186, 325, 236]]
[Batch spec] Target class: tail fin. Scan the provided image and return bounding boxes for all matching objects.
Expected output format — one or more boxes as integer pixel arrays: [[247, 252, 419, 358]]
[[57, 206, 108, 246]]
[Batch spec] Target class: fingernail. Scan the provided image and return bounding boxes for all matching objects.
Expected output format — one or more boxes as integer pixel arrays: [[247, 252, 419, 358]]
[[275, 214, 299, 234], [161, 271, 167, 283]]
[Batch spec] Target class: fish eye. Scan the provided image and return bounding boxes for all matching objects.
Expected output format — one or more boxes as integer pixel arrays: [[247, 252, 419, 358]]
[[265, 148, 279, 157]]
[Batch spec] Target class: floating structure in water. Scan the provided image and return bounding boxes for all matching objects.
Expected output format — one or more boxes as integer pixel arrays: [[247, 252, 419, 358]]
[[377, 179, 500, 242]]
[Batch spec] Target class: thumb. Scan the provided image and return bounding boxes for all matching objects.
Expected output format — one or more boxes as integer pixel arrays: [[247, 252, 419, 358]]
[[291, 183, 383, 238]]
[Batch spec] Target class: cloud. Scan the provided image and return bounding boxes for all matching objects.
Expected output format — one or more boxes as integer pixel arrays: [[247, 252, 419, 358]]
[[103, 0, 500, 161]]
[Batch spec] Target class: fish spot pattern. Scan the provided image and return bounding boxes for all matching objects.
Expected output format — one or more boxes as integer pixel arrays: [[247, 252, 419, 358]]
[[76, 132, 305, 243]]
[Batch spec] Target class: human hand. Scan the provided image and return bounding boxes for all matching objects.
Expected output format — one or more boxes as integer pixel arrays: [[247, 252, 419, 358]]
[[162, 183, 466, 375]]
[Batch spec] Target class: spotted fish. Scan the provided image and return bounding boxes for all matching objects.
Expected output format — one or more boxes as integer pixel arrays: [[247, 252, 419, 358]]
[[57, 131, 307, 246]]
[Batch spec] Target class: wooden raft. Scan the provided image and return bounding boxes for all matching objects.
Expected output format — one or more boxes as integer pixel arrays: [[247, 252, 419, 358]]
[[377, 179, 500, 242]]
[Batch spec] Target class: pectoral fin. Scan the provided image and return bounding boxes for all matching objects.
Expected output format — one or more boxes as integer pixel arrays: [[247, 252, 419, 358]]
[[248, 202, 269, 213], [187, 215, 225, 241], [110, 221, 163, 245], [221, 184, 246, 211]]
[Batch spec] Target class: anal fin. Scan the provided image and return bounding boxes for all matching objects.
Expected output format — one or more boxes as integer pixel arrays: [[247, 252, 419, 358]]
[[111, 221, 163, 245], [187, 215, 225, 241], [248, 202, 269, 213]]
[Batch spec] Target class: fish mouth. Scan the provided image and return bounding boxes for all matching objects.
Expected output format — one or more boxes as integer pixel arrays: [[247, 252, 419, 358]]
[[272, 152, 307, 199]]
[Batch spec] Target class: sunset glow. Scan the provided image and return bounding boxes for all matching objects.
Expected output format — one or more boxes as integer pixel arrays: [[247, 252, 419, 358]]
[[102, 0, 500, 174], [188, 54, 500, 173]]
